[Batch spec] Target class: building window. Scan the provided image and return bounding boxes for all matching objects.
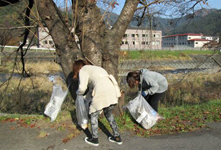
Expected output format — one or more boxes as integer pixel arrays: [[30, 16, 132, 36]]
[[49, 41, 53, 44], [155, 34, 160, 38], [142, 41, 145, 45], [142, 34, 145, 37], [132, 34, 135, 37], [123, 34, 127, 38], [44, 40, 48, 44], [132, 41, 135, 45], [196, 42, 198, 44], [136, 34, 139, 37], [122, 41, 124, 45], [125, 41, 128, 44]]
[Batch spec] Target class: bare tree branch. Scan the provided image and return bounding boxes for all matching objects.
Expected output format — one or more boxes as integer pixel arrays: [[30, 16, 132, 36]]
[[136, 0, 165, 10], [112, 0, 139, 39], [0, 25, 36, 30], [16, 0, 34, 77], [0, 0, 21, 6]]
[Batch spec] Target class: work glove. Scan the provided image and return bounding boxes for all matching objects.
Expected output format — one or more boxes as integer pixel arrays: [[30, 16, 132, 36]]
[[141, 91, 146, 97]]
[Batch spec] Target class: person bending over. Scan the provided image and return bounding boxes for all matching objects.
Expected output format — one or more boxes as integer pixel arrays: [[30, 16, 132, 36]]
[[73, 59, 122, 146], [126, 69, 168, 112]]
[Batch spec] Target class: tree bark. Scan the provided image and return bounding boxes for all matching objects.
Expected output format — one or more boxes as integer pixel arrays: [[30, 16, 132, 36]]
[[102, 0, 140, 78], [36, 0, 82, 78], [72, 0, 104, 66]]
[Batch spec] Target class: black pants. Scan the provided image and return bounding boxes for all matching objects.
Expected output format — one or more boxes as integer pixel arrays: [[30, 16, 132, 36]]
[[144, 91, 166, 112]]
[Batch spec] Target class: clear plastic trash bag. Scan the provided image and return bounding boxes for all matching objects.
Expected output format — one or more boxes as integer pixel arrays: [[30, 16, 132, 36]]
[[126, 94, 164, 129], [44, 85, 68, 122], [75, 95, 89, 129]]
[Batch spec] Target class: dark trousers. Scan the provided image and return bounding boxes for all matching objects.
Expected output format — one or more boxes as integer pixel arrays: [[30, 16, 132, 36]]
[[144, 91, 166, 112], [90, 105, 120, 139]]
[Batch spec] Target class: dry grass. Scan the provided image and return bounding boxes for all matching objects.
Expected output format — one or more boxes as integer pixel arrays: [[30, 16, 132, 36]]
[[0, 60, 61, 74], [163, 72, 221, 107], [0, 74, 71, 114], [1, 59, 220, 114], [25, 61, 62, 74]]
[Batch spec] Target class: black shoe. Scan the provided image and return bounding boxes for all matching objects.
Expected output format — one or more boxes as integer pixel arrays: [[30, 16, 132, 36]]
[[108, 136, 122, 145], [84, 137, 99, 146]]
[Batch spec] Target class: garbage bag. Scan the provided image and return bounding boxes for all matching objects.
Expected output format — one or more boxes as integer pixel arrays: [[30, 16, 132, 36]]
[[126, 94, 164, 129], [44, 85, 68, 122], [75, 95, 89, 129]]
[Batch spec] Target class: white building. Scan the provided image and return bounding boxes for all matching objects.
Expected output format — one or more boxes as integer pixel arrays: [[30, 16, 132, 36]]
[[162, 33, 218, 48], [38, 27, 55, 49], [188, 39, 212, 48], [121, 27, 162, 50], [38, 27, 162, 50]]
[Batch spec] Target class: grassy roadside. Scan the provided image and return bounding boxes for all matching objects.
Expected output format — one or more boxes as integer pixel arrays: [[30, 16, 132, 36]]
[[0, 51, 220, 143], [0, 99, 220, 142], [119, 50, 218, 60], [102, 99, 221, 137]]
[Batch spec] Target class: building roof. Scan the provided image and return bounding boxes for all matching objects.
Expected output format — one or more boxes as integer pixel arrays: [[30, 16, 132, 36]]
[[188, 38, 211, 41], [127, 26, 162, 32], [164, 33, 204, 38]]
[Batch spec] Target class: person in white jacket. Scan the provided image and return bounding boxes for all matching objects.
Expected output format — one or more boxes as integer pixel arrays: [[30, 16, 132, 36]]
[[126, 69, 168, 112], [73, 59, 122, 146]]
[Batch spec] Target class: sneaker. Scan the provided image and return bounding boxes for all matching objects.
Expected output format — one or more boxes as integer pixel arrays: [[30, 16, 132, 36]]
[[84, 137, 99, 146], [108, 136, 122, 145]]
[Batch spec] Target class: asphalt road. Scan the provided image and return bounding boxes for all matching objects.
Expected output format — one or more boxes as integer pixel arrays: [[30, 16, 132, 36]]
[[0, 121, 220, 150]]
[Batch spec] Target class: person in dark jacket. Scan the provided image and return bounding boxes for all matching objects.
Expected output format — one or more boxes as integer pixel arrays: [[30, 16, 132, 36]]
[[126, 69, 168, 112]]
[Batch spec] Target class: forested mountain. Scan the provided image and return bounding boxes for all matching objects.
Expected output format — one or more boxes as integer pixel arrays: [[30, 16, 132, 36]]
[[102, 8, 221, 36], [166, 9, 221, 36], [129, 9, 221, 36]]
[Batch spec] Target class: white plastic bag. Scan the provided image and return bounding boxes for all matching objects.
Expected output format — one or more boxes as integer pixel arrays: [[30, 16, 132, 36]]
[[44, 85, 68, 122], [75, 95, 89, 129], [126, 95, 163, 129]]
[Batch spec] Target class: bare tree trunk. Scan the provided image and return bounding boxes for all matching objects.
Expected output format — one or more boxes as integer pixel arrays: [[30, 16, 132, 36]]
[[36, 0, 82, 78], [102, 0, 140, 78], [72, 0, 105, 66]]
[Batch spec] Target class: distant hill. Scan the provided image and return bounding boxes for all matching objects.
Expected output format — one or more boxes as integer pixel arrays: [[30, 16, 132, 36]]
[[128, 8, 221, 36], [65, 7, 221, 37], [1, 5, 220, 38], [165, 9, 221, 36], [100, 8, 221, 37]]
